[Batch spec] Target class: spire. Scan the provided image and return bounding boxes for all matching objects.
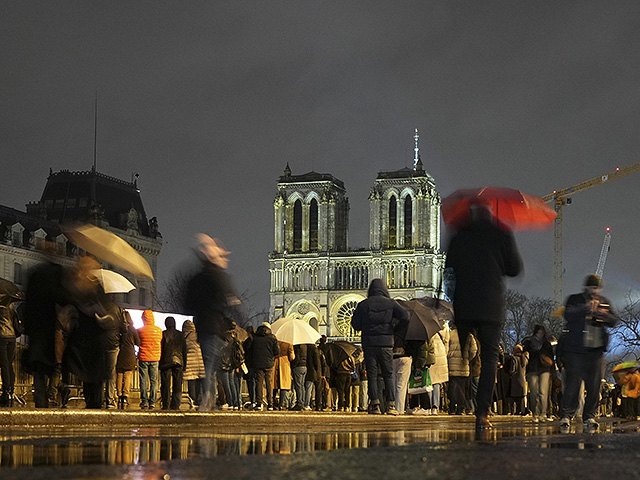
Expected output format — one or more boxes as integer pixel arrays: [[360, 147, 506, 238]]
[[93, 91, 98, 173], [284, 163, 292, 178], [413, 128, 419, 170]]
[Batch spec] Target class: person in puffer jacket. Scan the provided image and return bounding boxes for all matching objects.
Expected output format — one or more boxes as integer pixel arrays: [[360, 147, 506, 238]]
[[137, 310, 162, 410], [351, 278, 409, 415]]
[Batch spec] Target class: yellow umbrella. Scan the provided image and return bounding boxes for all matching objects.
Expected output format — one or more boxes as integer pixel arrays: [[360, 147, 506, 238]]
[[65, 224, 154, 280]]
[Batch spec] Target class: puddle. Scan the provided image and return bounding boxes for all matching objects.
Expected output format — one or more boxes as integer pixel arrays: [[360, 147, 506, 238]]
[[540, 442, 602, 449]]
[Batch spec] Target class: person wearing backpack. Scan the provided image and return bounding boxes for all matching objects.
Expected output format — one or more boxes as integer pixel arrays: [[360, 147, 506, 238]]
[[219, 323, 244, 410]]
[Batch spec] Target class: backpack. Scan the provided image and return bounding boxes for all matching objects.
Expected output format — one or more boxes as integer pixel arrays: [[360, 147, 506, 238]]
[[231, 337, 245, 370]]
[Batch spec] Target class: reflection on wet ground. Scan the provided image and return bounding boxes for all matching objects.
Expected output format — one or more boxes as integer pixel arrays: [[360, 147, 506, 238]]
[[0, 421, 620, 468]]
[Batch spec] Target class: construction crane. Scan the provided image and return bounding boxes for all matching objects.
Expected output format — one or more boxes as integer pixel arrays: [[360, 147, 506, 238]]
[[595, 227, 612, 278], [542, 162, 640, 306]]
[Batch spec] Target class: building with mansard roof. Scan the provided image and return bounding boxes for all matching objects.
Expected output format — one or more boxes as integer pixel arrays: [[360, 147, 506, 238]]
[[0, 167, 162, 310], [269, 130, 445, 340]]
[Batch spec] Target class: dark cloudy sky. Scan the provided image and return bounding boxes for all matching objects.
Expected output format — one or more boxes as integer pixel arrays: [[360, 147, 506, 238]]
[[2, 1, 639, 314]]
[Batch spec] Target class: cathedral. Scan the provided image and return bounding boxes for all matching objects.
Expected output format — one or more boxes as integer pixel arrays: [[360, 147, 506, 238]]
[[269, 131, 445, 340]]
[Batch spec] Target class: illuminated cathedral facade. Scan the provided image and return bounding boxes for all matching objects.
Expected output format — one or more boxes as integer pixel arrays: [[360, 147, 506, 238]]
[[268, 131, 445, 340]]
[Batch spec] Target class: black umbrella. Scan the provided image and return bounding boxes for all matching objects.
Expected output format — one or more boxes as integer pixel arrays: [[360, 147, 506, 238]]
[[415, 297, 454, 323], [0, 277, 24, 306], [398, 299, 444, 342], [329, 340, 360, 368]]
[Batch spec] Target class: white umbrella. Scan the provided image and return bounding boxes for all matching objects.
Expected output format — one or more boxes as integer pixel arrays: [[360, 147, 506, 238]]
[[270, 317, 321, 345], [91, 269, 136, 294]]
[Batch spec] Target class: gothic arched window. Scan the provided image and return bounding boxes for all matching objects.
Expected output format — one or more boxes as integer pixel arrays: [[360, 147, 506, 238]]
[[293, 199, 302, 252], [309, 198, 318, 250], [404, 196, 412, 247], [388, 196, 397, 248]]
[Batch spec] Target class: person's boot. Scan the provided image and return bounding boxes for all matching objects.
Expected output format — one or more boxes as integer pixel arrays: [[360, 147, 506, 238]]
[[0, 392, 9, 407], [122, 396, 129, 410], [117, 396, 124, 409]]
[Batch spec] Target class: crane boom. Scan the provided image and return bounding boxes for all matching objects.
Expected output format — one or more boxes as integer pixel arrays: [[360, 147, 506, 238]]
[[544, 162, 640, 306], [595, 228, 611, 278]]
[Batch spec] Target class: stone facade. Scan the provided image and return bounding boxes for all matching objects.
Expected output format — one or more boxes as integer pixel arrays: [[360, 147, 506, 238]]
[[269, 153, 445, 341]]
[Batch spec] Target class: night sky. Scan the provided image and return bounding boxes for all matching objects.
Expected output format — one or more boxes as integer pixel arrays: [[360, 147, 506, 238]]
[[2, 2, 639, 315]]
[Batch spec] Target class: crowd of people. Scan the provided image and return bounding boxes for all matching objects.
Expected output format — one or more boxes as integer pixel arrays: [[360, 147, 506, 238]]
[[0, 226, 623, 435]]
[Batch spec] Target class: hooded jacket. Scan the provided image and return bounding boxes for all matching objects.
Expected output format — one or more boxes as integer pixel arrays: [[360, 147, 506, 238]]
[[137, 310, 162, 362], [160, 316, 187, 370], [350, 279, 409, 348], [561, 290, 619, 354], [247, 324, 280, 369]]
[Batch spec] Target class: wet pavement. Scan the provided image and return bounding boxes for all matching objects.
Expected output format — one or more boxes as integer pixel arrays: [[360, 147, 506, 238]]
[[1, 411, 640, 479]]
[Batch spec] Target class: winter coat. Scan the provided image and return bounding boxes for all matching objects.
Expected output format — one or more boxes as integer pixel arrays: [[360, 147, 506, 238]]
[[427, 328, 450, 385], [116, 320, 140, 372], [561, 291, 619, 355], [522, 335, 555, 375], [506, 351, 529, 397], [305, 343, 322, 382], [273, 341, 295, 390], [447, 329, 478, 377], [138, 315, 162, 362], [182, 320, 206, 381], [219, 330, 244, 371], [160, 322, 187, 370], [95, 304, 127, 352], [247, 324, 279, 369], [445, 217, 523, 324], [184, 261, 237, 338], [350, 279, 410, 348], [0, 304, 17, 338], [291, 343, 308, 369]]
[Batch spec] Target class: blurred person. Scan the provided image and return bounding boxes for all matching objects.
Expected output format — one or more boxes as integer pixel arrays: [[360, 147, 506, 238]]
[[160, 316, 187, 410], [559, 275, 619, 433], [445, 205, 523, 429], [0, 302, 21, 407], [523, 324, 555, 422], [182, 319, 206, 407], [273, 340, 295, 410], [184, 234, 241, 411], [351, 278, 409, 415], [95, 296, 127, 409], [116, 310, 139, 409], [246, 322, 279, 410], [137, 309, 162, 410]]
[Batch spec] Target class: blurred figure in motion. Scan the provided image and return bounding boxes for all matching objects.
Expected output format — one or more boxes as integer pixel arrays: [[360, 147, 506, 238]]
[[445, 205, 523, 429], [184, 234, 241, 411]]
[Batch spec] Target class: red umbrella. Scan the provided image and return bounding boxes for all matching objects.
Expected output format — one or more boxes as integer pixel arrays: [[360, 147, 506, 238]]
[[441, 187, 556, 231]]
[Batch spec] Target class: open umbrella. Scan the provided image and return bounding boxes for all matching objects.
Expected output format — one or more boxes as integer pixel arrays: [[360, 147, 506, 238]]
[[90, 269, 136, 294], [398, 299, 444, 342], [441, 187, 556, 231], [329, 340, 361, 368], [270, 317, 321, 345], [415, 297, 454, 323], [0, 277, 24, 307], [65, 224, 154, 279], [612, 361, 640, 373]]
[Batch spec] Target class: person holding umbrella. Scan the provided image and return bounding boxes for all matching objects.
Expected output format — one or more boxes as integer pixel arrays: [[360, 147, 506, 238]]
[[445, 204, 523, 429], [351, 278, 409, 415]]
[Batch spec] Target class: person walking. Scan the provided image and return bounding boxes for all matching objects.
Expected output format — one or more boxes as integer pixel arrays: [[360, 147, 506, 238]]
[[559, 275, 619, 433], [247, 322, 279, 410], [184, 234, 241, 412], [137, 310, 162, 410], [159, 316, 187, 410], [115, 310, 139, 409], [523, 324, 555, 422], [182, 319, 206, 407], [445, 205, 523, 429], [351, 278, 409, 415]]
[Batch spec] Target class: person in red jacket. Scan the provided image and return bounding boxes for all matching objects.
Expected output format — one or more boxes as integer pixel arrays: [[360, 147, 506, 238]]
[[137, 310, 162, 410]]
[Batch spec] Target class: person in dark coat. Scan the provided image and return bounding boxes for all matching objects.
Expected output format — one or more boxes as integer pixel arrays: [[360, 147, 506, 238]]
[[116, 310, 139, 409], [0, 301, 20, 407], [445, 205, 523, 429], [351, 278, 409, 415], [559, 274, 619, 433], [160, 316, 187, 410], [304, 343, 321, 410], [218, 323, 244, 409], [291, 343, 308, 410], [184, 234, 241, 411], [505, 344, 528, 415], [243, 326, 257, 408], [96, 301, 127, 409], [246, 322, 279, 410], [23, 260, 66, 408], [522, 324, 555, 422]]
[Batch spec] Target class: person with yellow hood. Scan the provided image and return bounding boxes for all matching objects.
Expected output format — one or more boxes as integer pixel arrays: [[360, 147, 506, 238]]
[[137, 310, 162, 410]]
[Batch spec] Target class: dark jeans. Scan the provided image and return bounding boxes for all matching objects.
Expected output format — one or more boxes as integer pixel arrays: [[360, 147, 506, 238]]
[[449, 376, 470, 414], [560, 350, 604, 421], [219, 369, 240, 407], [363, 346, 395, 405], [0, 337, 16, 395], [335, 372, 352, 409], [292, 366, 307, 407], [160, 364, 183, 410], [187, 378, 203, 405]]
